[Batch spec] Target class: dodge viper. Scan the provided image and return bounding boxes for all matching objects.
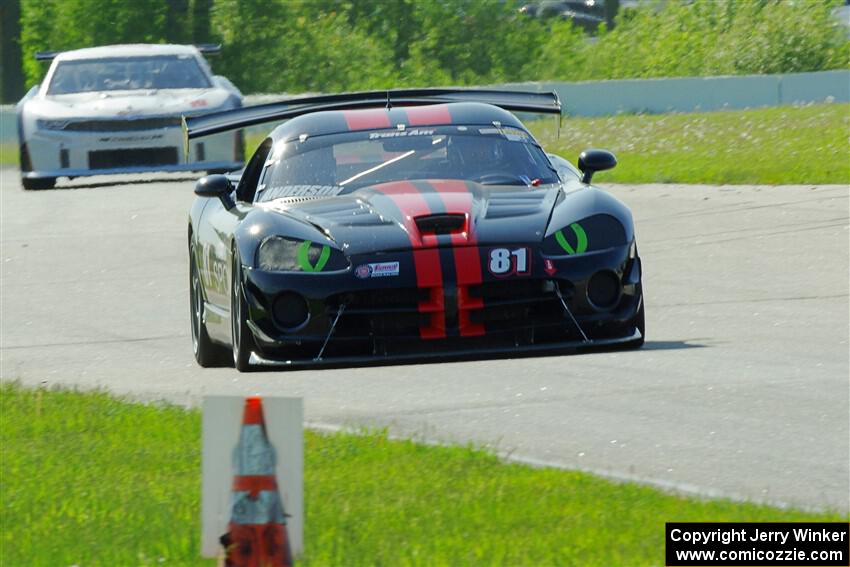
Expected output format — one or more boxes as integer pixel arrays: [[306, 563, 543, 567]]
[[17, 43, 243, 190], [185, 89, 644, 371]]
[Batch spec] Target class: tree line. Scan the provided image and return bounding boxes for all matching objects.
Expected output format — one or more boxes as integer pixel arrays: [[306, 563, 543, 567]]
[[2, 0, 847, 102]]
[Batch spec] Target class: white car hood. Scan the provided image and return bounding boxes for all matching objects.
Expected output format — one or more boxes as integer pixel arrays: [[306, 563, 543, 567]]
[[26, 88, 232, 119]]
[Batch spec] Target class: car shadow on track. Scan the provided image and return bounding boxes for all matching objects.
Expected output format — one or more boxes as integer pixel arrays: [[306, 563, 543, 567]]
[[642, 340, 707, 351]]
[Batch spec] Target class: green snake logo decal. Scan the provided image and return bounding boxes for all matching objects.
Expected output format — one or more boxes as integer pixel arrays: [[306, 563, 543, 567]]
[[297, 240, 331, 272], [554, 223, 588, 255]]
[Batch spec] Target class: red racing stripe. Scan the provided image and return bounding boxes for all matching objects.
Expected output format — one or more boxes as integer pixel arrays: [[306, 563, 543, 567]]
[[404, 104, 452, 126], [372, 181, 436, 247], [429, 180, 485, 337], [372, 182, 445, 339], [342, 109, 392, 131], [413, 249, 446, 339], [453, 247, 485, 337]]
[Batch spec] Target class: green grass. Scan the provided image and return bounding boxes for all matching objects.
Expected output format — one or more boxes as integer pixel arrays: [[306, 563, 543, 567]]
[[0, 143, 17, 167], [2, 383, 845, 566], [243, 103, 849, 185], [530, 103, 850, 185]]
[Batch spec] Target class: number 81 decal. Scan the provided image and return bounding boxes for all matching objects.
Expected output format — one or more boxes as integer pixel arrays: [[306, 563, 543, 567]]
[[488, 247, 531, 276]]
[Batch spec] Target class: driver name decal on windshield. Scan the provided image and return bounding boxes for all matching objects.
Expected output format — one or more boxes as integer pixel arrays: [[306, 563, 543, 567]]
[[369, 129, 434, 139], [262, 185, 345, 200]]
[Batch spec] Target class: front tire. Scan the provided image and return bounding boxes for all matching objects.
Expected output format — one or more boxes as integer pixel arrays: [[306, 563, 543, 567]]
[[18, 143, 54, 190], [231, 249, 255, 372], [22, 176, 56, 190], [623, 297, 645, 349], [190, 251, 229, 367]]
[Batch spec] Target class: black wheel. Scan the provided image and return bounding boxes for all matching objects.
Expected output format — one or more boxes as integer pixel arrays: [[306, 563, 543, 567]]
[[22, 176, 56, 190], [190, 251, 229, 367], [231, 249, 255, 372], [623, 296, 645, 349]]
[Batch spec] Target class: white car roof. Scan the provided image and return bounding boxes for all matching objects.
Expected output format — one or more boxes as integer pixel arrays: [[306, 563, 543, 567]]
[[53, 44, 201, 62]]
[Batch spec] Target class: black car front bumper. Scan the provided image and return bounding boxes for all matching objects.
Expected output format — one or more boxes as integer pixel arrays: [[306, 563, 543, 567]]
[[239, 242, 643, 363]]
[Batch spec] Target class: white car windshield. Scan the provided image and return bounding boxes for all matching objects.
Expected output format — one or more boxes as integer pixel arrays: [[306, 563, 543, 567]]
[[256, 125, 560, 202], [47, 55, 211, 94]]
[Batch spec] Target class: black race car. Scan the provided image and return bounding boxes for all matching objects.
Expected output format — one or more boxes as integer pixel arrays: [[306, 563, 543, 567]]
[[185, 89, 644, 371]]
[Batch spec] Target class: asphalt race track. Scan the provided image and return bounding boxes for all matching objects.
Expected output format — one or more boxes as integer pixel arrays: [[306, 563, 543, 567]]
[[1, 167, 847, 512]]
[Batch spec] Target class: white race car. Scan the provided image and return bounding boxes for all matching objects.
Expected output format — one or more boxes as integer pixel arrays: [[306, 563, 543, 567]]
[[16, 43, 244, 190]]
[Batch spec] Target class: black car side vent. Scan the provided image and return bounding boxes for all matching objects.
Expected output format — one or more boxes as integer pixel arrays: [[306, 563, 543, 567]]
[[415, 214, 466, 234]]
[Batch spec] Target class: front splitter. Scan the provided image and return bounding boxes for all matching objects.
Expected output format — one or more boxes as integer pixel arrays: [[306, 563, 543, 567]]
[[247, 329, 642, 368]]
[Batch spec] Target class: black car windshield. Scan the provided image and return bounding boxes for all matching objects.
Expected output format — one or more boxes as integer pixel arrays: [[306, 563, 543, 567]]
[[256, 125, 559, 202], [47, 55, 211, 94]]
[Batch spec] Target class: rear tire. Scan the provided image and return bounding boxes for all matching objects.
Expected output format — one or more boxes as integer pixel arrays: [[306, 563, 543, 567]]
[[22, 176, 56, 190], [190, 251, 229, 367], [231, 249, 256, 372]]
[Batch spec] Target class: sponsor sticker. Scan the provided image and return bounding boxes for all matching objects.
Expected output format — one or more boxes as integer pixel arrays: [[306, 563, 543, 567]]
[[355, 261, 400, 279], [368, 129, 434, 139]]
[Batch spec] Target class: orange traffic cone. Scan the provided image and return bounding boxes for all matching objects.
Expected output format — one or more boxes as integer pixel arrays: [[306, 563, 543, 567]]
[[220, 397, 293, 567]]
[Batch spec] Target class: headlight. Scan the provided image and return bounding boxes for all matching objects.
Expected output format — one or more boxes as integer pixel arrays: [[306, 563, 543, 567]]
[[257, 236, 348, 272], [36, 119, 69, 130], [543, 214, 627, 256]]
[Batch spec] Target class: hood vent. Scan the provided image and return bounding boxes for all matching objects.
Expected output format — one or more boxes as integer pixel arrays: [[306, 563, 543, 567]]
[[484, 191, 549, 219], [287, 197, 394, 227], [415, 214, 466, 235]]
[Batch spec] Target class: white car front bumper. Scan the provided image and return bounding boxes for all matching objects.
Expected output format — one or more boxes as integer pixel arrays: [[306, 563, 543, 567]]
[[22, 120, 242, 179]]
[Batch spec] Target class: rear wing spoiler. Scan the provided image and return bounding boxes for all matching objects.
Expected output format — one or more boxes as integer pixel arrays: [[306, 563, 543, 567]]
[[195, 44, 222, 55], [184, 88, 561, 139], [35, 43, 222, 62], [34, 51, 62, 62]]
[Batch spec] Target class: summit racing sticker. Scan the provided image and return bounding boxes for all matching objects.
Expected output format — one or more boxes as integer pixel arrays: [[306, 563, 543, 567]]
[[355, 261, 400, 279]]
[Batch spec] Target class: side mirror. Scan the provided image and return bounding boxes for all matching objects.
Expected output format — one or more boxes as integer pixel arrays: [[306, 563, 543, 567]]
[[194, 174, 235, 209], [578, 149, 617, 184]]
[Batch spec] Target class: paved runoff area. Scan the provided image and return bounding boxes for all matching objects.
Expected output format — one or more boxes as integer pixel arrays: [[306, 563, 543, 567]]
[[1, 167, 847, 512]]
